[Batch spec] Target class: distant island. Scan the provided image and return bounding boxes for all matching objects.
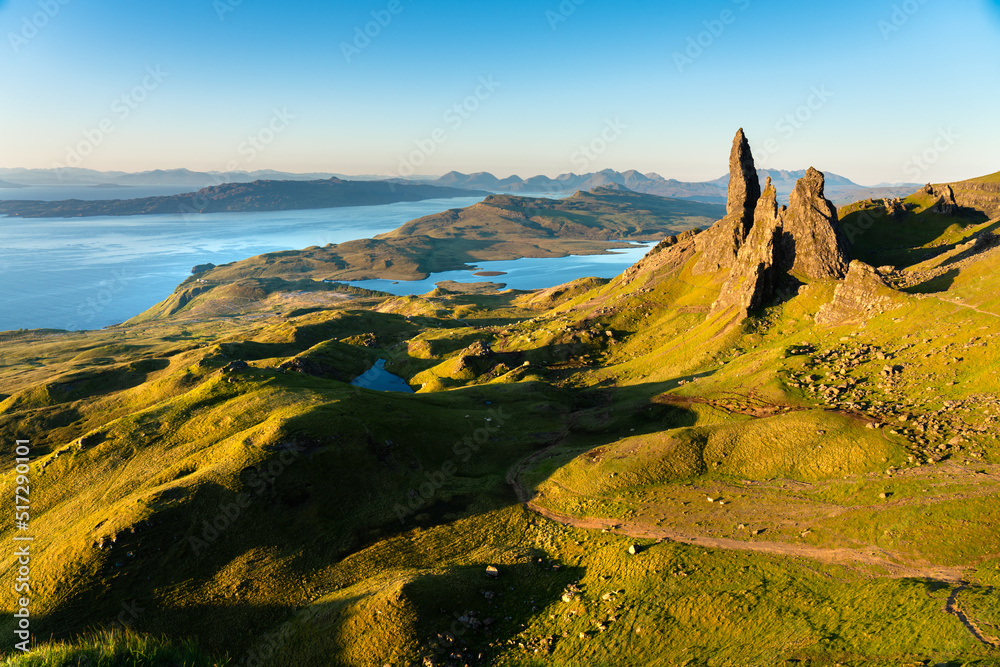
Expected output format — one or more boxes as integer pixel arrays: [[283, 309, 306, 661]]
[[133, 186, 725, 320], [0, 177, 488, 218]]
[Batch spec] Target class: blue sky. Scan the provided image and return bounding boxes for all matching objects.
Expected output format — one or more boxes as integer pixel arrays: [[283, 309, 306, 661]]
[[1, 0, 998, 184]]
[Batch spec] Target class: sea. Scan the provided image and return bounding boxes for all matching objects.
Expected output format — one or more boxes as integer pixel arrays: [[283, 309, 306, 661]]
[[0, 193, 655, 332]]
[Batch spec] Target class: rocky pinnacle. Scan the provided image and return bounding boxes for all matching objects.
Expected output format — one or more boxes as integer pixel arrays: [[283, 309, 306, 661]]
[[694, 129, 761, 274], [727, 128, 762, 237], [781, 167, 850, 280]]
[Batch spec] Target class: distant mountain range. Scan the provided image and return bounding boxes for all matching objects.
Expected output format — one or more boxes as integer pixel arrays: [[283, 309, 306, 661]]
[[0, 178, 487, 218], [423, 169, 923, 206], [0, 167, 377, 188], [0, 166, 923, 207]]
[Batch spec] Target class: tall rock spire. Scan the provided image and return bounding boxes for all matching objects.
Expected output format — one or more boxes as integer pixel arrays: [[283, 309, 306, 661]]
[[727, 128, 762, 237], [711, 177, 781, 317], [693, 129, 762, 274], [780, 167, 850, 280]]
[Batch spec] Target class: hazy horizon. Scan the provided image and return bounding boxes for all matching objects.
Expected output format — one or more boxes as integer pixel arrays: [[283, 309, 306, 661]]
[[0, 164, 951, 190], [3, 0, 999, 184]]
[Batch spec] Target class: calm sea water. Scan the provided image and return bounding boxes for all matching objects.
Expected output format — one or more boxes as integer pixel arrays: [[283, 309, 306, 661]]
[[0, 195, 655, 332], [341, 243, 657, 295], [0, 198, 484, 331]]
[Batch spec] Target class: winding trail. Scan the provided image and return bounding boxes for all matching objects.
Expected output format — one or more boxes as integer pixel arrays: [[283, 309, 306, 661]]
[[507, 445, 1000, 649], [946, 583, 1000, 648], [507, 443, 964, 581]]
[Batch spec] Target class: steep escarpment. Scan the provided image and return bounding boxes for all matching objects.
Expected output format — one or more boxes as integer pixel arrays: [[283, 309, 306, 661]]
[[946, 172, 1000, 219]]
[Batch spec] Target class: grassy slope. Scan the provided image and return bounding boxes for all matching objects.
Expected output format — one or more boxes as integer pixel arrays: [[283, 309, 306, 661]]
[[3, 183, 1000, 666]]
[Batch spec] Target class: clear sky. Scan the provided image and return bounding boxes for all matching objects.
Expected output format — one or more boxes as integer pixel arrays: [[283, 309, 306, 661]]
[[2, 0, 999, 184]]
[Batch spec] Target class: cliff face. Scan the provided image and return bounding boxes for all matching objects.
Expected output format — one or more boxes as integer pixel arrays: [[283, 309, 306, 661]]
[[701, 131, 853, 319], [946, 176, 1000, 219]]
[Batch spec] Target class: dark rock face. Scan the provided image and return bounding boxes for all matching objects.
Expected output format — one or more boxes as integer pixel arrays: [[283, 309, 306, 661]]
[[712, 178, 781, 317], [694, 129, 761, 274], [780, 167, 850, 280], [726, 128, 762, 234], [930, 185, 958, 215], [815, 261, 899, 325]]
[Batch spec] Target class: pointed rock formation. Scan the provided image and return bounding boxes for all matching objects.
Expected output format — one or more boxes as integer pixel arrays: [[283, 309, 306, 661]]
[[693, 129, 761, 274], [712, 178, 781, 316], [779, 167, 850, 280], [726, 128, 762, 232]]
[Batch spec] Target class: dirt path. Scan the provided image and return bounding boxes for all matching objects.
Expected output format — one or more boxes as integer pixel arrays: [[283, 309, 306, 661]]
[[946, 582, 1000, 648], [931, 296, 1000, 319], [506, 445, 1000, 650], [507, 445, 964, 583]]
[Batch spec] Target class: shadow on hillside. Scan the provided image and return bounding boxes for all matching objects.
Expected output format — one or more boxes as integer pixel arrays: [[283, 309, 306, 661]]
[[395, 560, 585, 665], [842, 205, 990, 268], [29, 371, 703, 662], [903, 268, 960, 294]]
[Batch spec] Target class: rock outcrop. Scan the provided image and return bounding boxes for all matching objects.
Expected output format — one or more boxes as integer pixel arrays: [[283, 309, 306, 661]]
[[814, 261, 900, 325], [779, 167, 850, 280], [726, 128, 762, 231], [694, 129, 761, 274], [930, 184, 958, 215], [712, 178, 781, 316], [945, 175, 1000, 219]]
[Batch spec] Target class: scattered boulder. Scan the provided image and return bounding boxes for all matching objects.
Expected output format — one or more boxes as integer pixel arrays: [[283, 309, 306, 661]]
[[223, 360, 249, 373], [627, 544, 641, 555], [485, 565, 500, 578]]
